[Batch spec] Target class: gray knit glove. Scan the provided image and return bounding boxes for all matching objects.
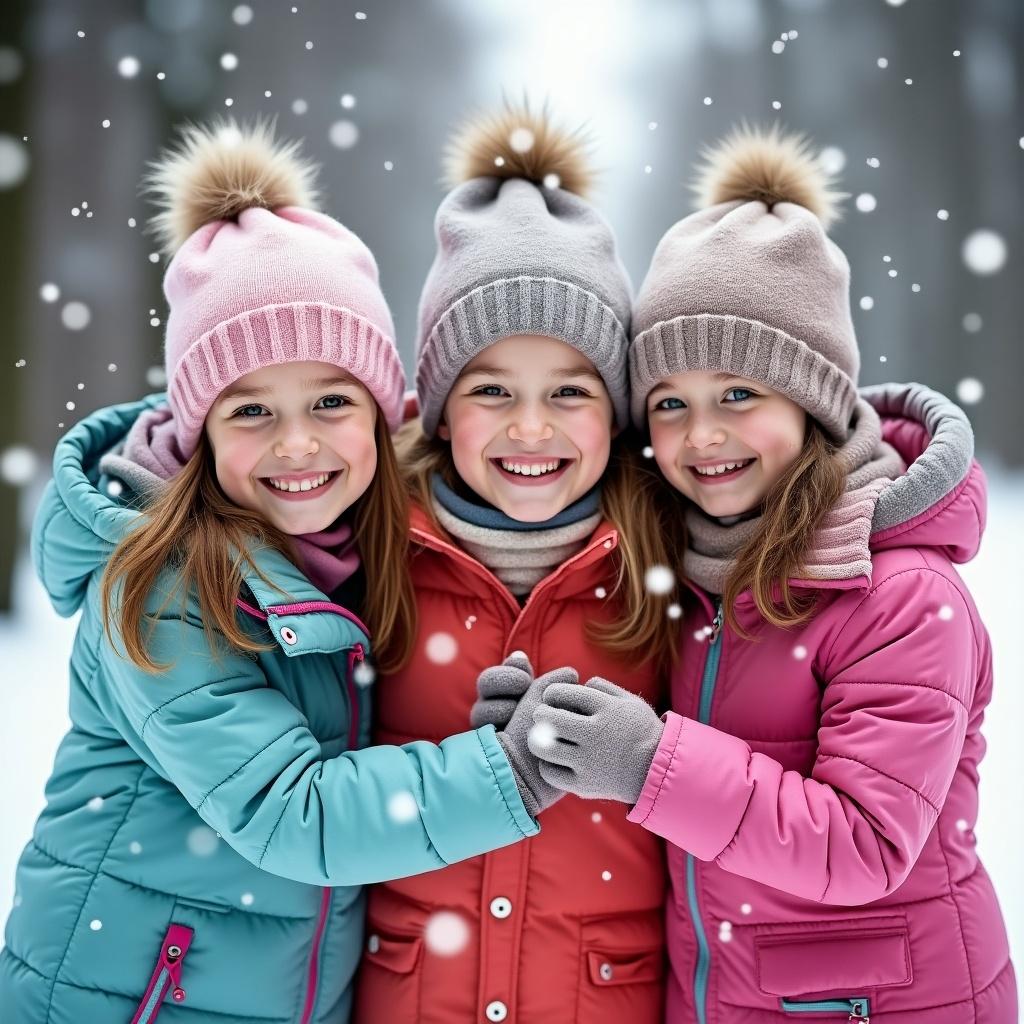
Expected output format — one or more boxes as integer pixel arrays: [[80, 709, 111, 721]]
[[529, 676, 665, 805], [491, 664, 579, 818], [470, 651, 533, 730]]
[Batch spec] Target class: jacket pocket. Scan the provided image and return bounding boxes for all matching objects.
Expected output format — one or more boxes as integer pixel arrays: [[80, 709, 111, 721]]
[[130, 922, 195, 1024], [576, 909, 665, 1024], [755, 915, 910, 1017], [352, 923, 423, 1023]]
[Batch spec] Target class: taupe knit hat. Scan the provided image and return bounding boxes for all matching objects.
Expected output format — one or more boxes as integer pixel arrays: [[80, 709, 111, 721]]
[[416, 103, 632, 437], [630, 124, 858, 442]]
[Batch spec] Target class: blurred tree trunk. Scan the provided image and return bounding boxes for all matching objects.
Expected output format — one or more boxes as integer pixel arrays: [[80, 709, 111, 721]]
[[0, 0, 30, 612]]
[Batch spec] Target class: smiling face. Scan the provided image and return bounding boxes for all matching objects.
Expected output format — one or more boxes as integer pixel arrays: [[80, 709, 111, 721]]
[[204, 360, 377, 535], [437, 335, 615, 523], [646, 370, 807, 518]]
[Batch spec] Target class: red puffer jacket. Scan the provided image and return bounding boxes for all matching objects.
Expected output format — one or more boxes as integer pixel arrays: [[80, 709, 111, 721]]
[[353, 504, 668, 1024]]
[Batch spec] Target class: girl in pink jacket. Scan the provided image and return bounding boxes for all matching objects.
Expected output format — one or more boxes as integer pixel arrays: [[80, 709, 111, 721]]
[[524, 127, 1017, 1022]]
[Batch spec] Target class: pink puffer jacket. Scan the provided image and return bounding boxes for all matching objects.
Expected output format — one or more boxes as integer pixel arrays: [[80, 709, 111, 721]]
[[629, 383, 1016, 1023]]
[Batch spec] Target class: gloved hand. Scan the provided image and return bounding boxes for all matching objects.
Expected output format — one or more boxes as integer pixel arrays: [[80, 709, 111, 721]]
[[471, 651, 533, 730], [484, 658, 579, 818], [529, 676, 665, 805]]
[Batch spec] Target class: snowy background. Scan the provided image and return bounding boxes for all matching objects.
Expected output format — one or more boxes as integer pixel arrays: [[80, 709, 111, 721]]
[[1, 0, 1021, 1006]]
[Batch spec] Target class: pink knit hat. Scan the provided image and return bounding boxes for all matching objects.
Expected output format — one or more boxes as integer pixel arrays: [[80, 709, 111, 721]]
[[148, 120, 404, 457]]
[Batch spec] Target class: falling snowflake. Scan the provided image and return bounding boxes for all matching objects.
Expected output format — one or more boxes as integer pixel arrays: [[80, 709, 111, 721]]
[[771, 40, 785, 54], [1, 446, 38, 486], [240, 892, 254, 906], [292, 99, 308, 115], [220, 53, 238, 70], [329, 120, 359, 150], [591, 811, 602, 823], [859, 296, 874, 311], [644, 565, 675, 595], [937, 209, 950, 221], [425, 632, 457, 664], [129, 841, 143, 855], [352, 660, 376, 687], [601, 870, 612, 881], [962, 230, 1007, 276], [642, 445, 654, 458], [877, 57, 889, 68], [86, 796, 104, 812], [718, 920, 733, 942], [40, 282, 60, 302], [107, 480, 124, 498], [855, 193, 876, 213], [424, 911, 469, 956], [61, 302, 90, 330], [340, 93, 356, 109], [594, 586, 607, 599], [792, 645, 807, 660], [508, 127, 535, 153], [667, 604, 682, 620], [962, 313, 983, 333], [528, 721, 557, 752], [956, 379, 984, 405], [703, 96, 713, 106], [187, 825, 219, 857], [937, 604, 955, 621], [232, 5, 254, 25], [387, 791, 419, 824], [89, 919, 103, 931], [866, 157, 880, 168], [117, 56, 140, 78], [543, 173, 561, 189], [146, 366, 167, 388], [740, 902, 752, 915], [0, 135, 30, 188]]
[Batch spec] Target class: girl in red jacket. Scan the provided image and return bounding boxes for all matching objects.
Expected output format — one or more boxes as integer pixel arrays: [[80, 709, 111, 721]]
[[525, 126, 1017, 1021], [352, 104, 678, 1024]]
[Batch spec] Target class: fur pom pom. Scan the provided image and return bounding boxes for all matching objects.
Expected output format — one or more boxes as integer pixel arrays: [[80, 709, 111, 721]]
[[691, 123, 844, 229], [145, 118, 320, 255], [442, 100, 594, 197]]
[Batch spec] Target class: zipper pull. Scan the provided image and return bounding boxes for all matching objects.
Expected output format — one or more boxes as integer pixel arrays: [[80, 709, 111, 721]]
[[165, 942, 186, 1004], [849, 1000, 869, 1022], [708, 601, 724, 645]]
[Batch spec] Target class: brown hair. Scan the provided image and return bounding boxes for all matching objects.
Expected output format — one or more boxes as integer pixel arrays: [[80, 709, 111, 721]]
[[102, 411, 415, 675], [394, 419, 683, 673], [722, 420, 847, 635]]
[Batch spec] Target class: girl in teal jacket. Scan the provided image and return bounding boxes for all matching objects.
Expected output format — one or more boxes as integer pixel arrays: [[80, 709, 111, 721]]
[[0, 122, 536, 1024]]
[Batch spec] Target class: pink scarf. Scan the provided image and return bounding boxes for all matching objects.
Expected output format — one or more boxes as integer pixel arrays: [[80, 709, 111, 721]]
[[115, 405, 360, 595]]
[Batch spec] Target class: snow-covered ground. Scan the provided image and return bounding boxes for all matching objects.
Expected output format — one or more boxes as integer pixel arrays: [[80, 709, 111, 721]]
[[1, 471, 1022, 996]]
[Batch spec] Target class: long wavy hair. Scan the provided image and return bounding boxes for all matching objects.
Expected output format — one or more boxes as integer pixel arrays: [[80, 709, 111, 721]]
[[395, 419, 684, 673], [102, 411, 416, 675]]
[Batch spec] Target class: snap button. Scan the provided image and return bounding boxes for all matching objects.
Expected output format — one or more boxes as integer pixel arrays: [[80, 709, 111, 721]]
[[603, 539, 612, 549], [485, 1001, 508, 1021], [599, 962, 614, 981], [280, 626, 298, 646], [166, 944, 182, 961], [489, 896, 512, 919], [367, 934, 380, 954]]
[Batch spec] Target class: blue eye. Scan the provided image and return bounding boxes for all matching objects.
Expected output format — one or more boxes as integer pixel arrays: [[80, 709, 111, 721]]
[[234, 404, 267, 419], [316, 394, 348, 410], [724, 388, 754, 402], [653, 396, 686, 412], [473, 385, 508, 397], [554, 385, 588, 398]]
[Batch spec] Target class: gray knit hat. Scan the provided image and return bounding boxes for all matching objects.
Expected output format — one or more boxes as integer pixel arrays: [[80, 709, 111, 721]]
[[416, 104, 632, 437], [630, 125, 858, 442]]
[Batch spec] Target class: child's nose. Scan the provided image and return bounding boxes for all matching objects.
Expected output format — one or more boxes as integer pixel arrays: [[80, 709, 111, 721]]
[[684, 411, 726, 449], [273, 424, 320, 459], [507, 405, 555, 445]]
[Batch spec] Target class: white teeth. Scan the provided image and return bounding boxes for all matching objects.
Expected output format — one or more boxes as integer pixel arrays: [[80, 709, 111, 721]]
[[499, 458, 561, 476], [268, 472, 332, 492], [694, 460, 750, 477]]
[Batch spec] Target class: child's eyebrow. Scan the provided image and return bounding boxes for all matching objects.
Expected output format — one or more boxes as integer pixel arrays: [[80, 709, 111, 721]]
[[459, 365, 513, 378], [218, 375, 356, 402], [551, 367, 604, 382]]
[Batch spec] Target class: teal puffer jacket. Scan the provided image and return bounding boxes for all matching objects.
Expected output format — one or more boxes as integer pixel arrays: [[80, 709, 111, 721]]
[[0, 396, 537, 1024]]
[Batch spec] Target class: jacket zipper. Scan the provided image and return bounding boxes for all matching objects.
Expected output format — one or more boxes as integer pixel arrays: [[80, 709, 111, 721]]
[[781, 996, 871, 1021], [688, 599, 724, 1024], [299, 888, 333, 1024], [131, 923, 194, 1024], [346, 642, 365, 749]]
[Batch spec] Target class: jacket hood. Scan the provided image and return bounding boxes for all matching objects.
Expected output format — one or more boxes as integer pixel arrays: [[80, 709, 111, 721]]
[[865, 381, 986, 564], [33, 395, 166, 616]]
